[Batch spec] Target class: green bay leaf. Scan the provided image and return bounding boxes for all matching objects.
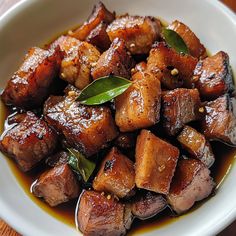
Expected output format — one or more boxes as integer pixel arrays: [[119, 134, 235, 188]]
[[162, 28, 189, 54], [77, 76, 132, 105], [68, 148, 95, 182]]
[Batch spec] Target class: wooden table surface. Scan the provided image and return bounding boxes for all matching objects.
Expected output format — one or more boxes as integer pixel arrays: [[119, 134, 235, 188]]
[[0, 0, 236, 235]]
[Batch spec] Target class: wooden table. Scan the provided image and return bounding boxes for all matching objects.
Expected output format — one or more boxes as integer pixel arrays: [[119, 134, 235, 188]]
[[0, 0, 236, 235]]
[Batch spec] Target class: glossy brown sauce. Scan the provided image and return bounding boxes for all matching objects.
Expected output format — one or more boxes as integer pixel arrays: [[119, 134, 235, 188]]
[[0, 102, 236, 234]]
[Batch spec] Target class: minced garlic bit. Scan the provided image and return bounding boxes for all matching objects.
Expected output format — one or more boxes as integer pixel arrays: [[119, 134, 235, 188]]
[[199, 107, 205, 113], [107, 194, 111, 200], [101, 192, 105, 196], [68, 91, 77, 97], [171, 68, 179, 76]]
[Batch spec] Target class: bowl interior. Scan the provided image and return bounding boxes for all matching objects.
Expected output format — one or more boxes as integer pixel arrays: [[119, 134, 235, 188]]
[[0, 0, 236, 235]]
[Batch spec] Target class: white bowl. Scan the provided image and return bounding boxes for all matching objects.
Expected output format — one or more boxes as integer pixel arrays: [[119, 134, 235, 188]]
[[0, 0, 236, 235]]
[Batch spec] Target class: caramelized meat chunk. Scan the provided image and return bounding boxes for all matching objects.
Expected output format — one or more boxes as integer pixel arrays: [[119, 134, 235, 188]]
[[193, 51, 233, 100], [115, 70, 161, 132], [135, 130, 179, 194], [32, 163, 79, 206], [0, 112, 57, 172], [93, 147, 135, 198], [177, 126, 215, 167], [91, 38, 134, 79], [77, 190, 132, 236], [51, 36, 100, 89], [44, 95, 118, 156], [201, 95, 236, 146], [1, 47, 62, 108], [162, 88, 201, 136], [168, 20, 206, 59], [147, 42, 197, 89], [86, 22, 111, 51], [168, 159, 215, 214], [71, 2, 115, 41], [107, 15, 161, 54], [131, 191, 167, 220]]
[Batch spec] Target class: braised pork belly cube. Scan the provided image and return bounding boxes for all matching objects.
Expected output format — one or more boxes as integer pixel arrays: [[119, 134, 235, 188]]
[[51, 35, 100, 89], [91, 38, 134, 80], [0, 112, 57, 172], [71, 2, 115, 41], [44, 95, 118, 156], [193, 51, 234, 100], [93, 147, 135, 198], [201, 95, 236, 146], [131, 191, 167, 220], [167, 20, 207, 59], [177, 126, 215, 167], [77, 190, 132, 236], [107, 15, 161, 54], [1, 47, 62, 108], [147, 42, 198, 89], [135, 130, 179, 194], [167, 159, 215, 214], [162, 88, 201, 136], [115, 70, 161, 132], [86, 22, 111, 51], [32, 163, 79, 206]]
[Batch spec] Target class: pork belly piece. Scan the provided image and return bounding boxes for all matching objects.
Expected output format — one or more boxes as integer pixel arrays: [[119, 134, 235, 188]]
[[115, 70, 161, 132], [32, 163, 79, 206], [107, 15, 161, 54], [0, 112, 57, 172], [86, 22, 111, 51], [46, 151, 69, 167], [167, 159, 215, 214], [51, 35, 100, 89], [93, 147, 135, 198], [1, 47, 62, 108], [77, 190, 132, 236], [135, 130, 179, 194], [131, 191, 167, 220], [193, 51, 234, 100], [91, 38, 134, 80], [201, 95, 236, 146], [167, 20, 206, 59], [71, 2, 115, 41], [177, 126, 215, 167], [44, 95, 118, 156], [147, 42, 198, 89], [162, 88, 201, 136]]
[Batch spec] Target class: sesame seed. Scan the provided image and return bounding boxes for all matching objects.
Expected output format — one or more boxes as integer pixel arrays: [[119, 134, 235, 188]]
[[68, 30, 73, 35], [60, 73, 66, 78], [107, 194, 111, 200]]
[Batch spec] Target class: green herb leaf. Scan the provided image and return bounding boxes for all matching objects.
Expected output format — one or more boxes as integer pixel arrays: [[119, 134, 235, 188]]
[[162, 28, 189, 54], [77, 76, 132, 105], [68, 148, 96, 182]]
